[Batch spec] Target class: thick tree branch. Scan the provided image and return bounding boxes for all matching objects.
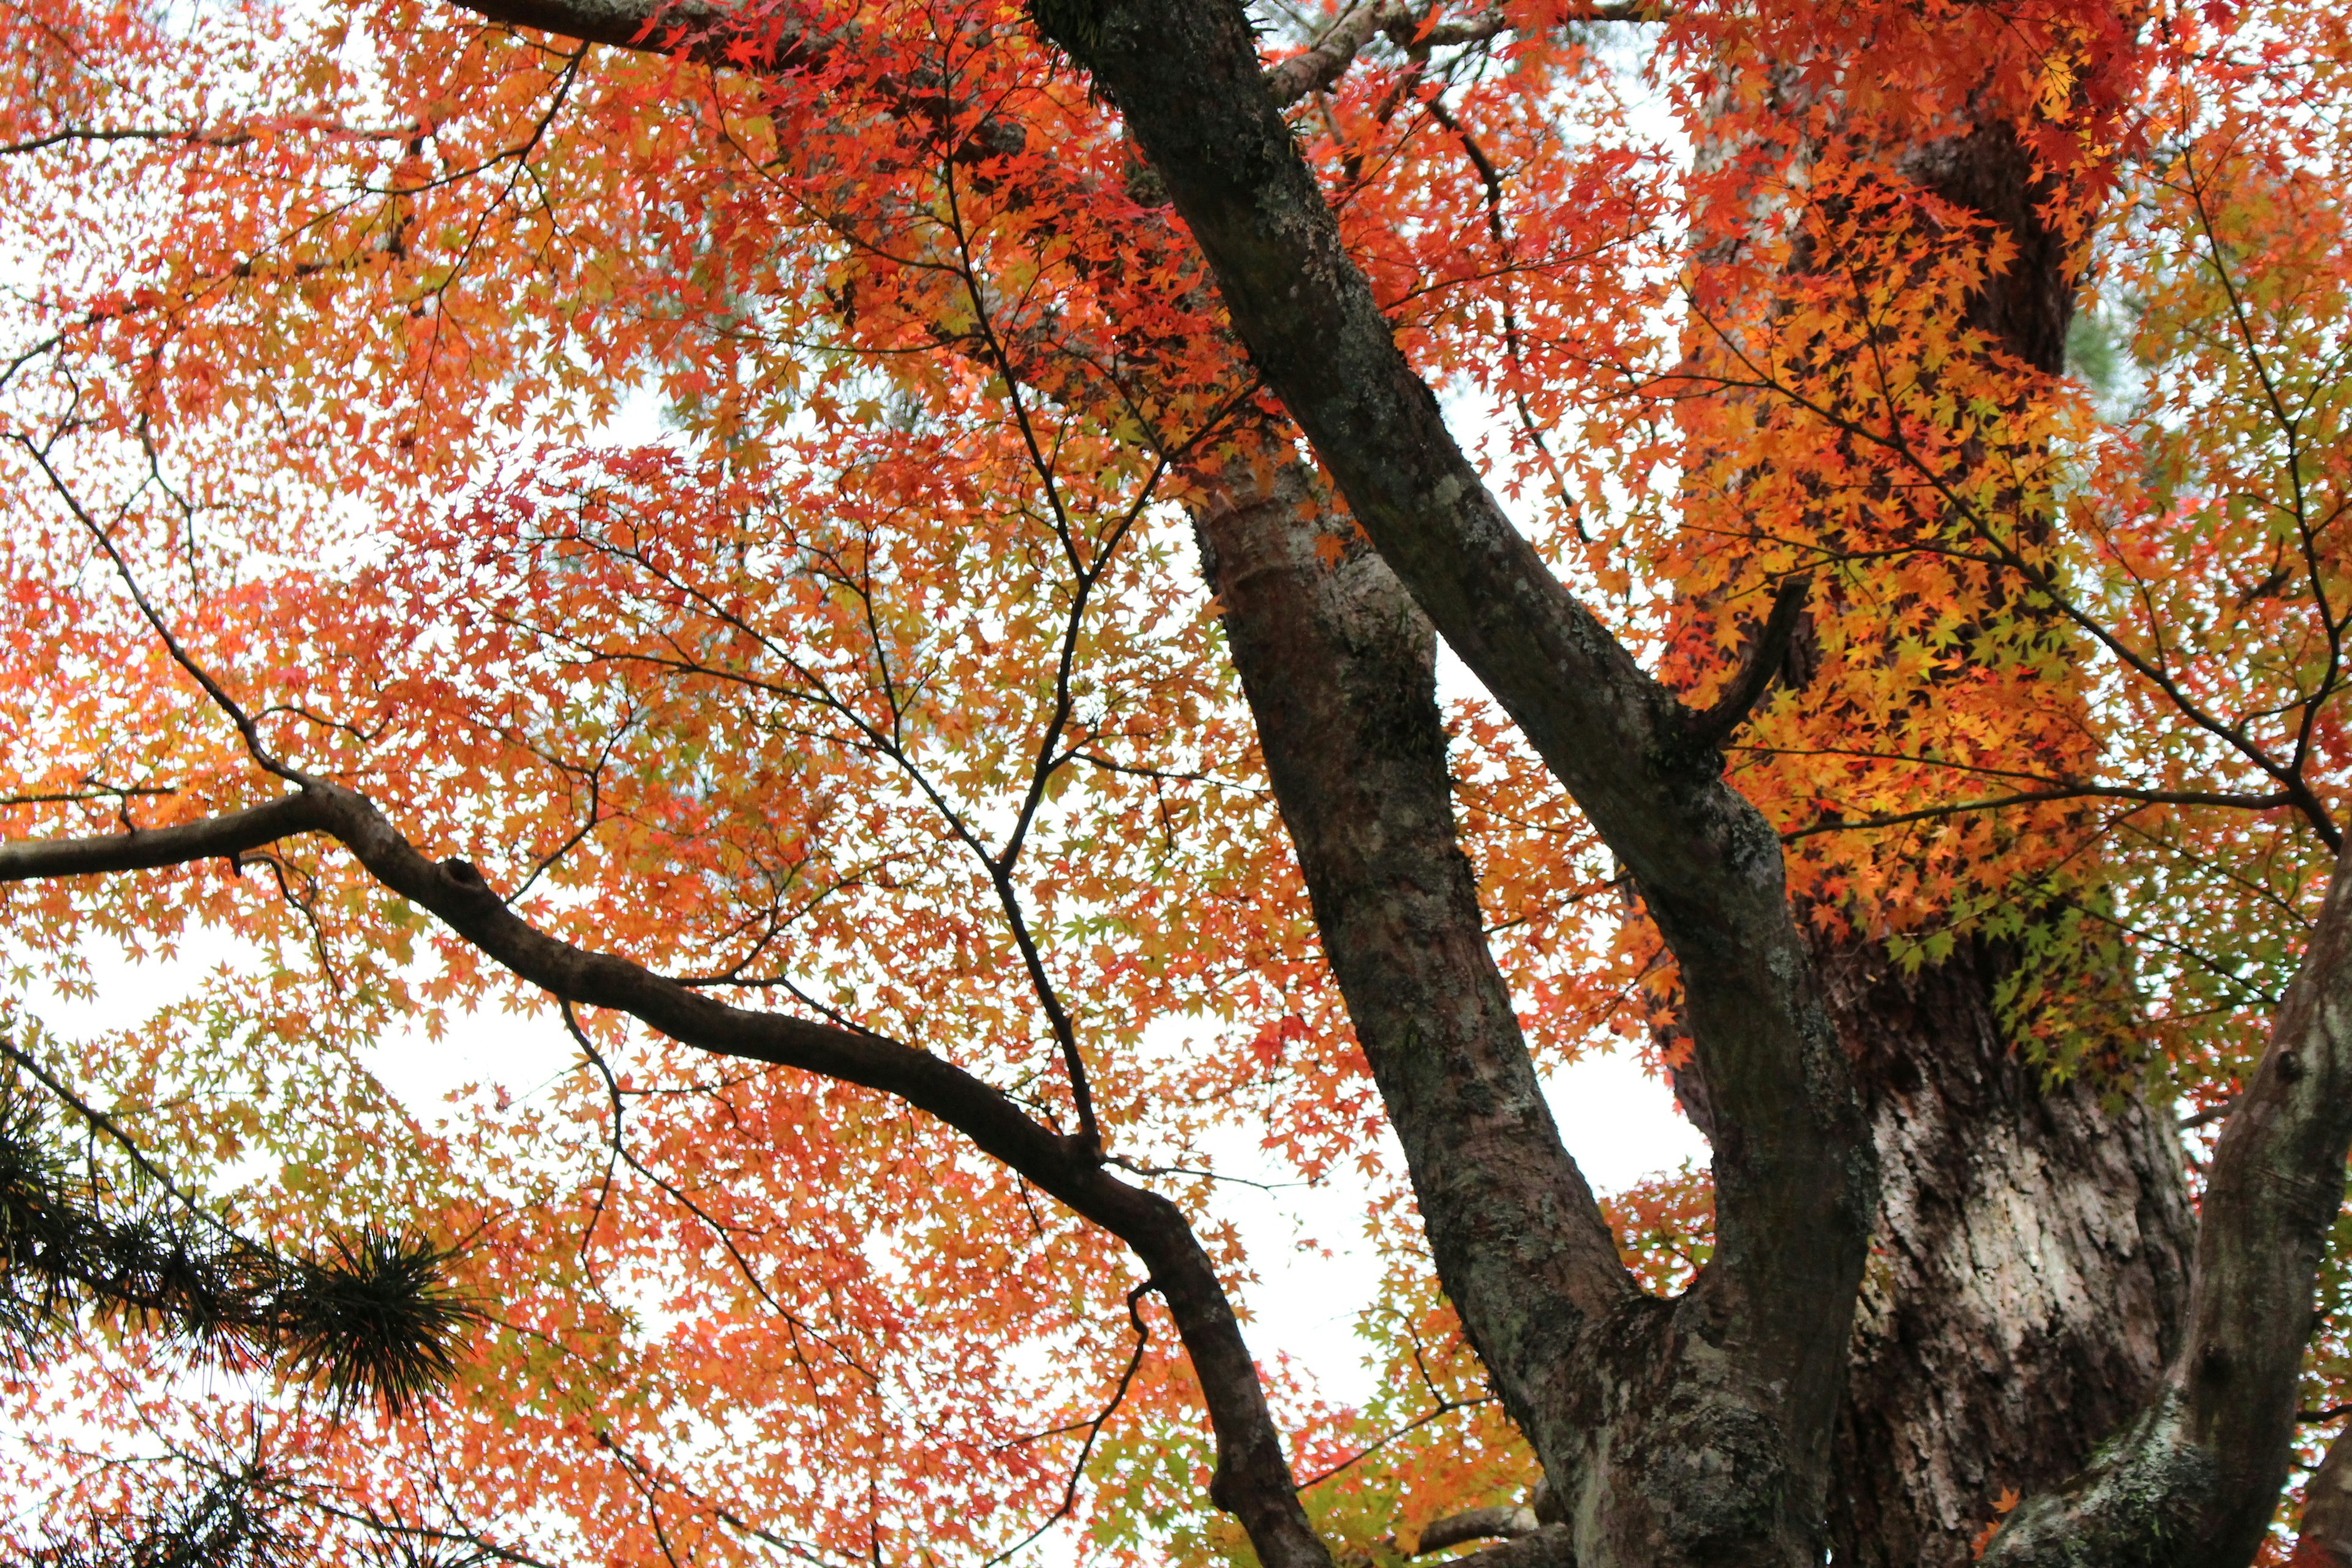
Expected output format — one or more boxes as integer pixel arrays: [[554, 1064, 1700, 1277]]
[[443, 0, 1563, 121], [1983, 831, 2352, 1567], [0, 794, 333, 879], [1263, 2, 1405, 106], [1196, 458, 1638, 1485], [1262, 2, 1645, 107], [1415, 1504, 1540, 1554], [1435, 1524, 1575, 1568], [451, 0, 831, 67], [0, 788, 1330, 1568], [447, 0, 1034, 163], [1041, 5, 1872, 1559], [2293, 1420, 2352, 1567]]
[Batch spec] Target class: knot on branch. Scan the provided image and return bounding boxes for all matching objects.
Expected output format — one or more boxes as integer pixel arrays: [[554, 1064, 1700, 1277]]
[[437, 857, 502, 908]]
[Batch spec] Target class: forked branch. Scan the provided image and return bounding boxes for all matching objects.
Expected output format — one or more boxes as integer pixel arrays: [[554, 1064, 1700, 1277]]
[[1039, 4, 1873, 1553], [1983, 828, 2352, 1565]]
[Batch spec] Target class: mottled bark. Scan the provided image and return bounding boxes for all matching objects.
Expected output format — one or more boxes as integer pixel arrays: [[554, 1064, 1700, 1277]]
[[1199, 460, 1852, 1568], [1819, 935, 2195, 1566], [1980, 835, 2352, 1566], [1681, 78, 2204, 1559], [1194, 460, 1640, 1487]]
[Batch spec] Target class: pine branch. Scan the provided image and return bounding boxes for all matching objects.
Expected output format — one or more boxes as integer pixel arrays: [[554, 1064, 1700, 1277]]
[[0, 1046, 481, 1416]]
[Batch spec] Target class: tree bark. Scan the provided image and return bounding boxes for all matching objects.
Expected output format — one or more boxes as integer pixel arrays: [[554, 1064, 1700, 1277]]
[[1194, 457, 1641, 1497], [1043, 9, 1877, 1558], [1680, 77, 2204, 1558], [1819, 934, 2195, 1566], [1979, 834, 2352, 1565], [2294, 1423, 2352, 1567], [1198, 457, 1852, 1568]]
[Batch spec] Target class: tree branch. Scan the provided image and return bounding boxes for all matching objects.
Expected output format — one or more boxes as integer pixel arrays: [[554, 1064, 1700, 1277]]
[[0, 788, 1330, 1568], [442, 0, 1601, 125], [2292, 1420, 2352, 1566], [1264, 2, 1400, 107], [0, 793, 333, 880], [1039, 5, 1872, 1555], [1262, 2, 1643, 105], [1195, 457, 1637, 1483], [1680, 574, 1811, 750], [1414, 1504, 1540, 1555], [1428, 1524, 1574, 1568], [451, 0, 834, 67]]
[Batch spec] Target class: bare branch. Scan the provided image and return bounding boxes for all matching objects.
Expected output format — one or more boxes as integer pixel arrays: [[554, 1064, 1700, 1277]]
[[1265, 3, 1411, 107], [1425, 1524, 1574, 1568], [1263, 4, 1641, 107], [1681, 574, 1811, 750], [0, 782, 1328, 1568]]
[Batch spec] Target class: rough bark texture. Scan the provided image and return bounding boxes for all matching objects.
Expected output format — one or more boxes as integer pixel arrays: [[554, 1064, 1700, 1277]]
[[1681, 81, 2204, 1559], [1194, 459, 1640, 1483], [1198, 460, 1834, 1568], [1044, 9, 1877, 1558], [2294, 1424, 2352, 1567], [1980, 835, 2352, 1565], [1815, 121, 2201, 1566], [1819, 935, 2196, 1566]]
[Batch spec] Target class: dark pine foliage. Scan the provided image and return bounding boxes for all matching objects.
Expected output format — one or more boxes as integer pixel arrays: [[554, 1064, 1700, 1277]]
[[0, 1062, 481, 1417], [32, 1463, 295, 1568]]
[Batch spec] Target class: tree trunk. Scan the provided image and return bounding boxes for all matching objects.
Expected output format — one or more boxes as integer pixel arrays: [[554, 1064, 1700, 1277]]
[[1195, 455, 1840, 1568], [1684, 83, 2204, 1559], [1814, 117, 2201, 1563], [1820, 933, 2196, 1566]]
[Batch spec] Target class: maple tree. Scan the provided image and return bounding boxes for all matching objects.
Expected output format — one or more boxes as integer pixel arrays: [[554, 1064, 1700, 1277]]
[[2, 0, 2351, 1562]]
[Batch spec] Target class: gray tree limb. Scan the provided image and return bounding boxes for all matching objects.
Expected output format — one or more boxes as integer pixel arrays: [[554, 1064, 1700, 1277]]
[[0, 793, 332, 879], [1194, 458, 1639, 1491], [1415, 1504, 1543, 1555]]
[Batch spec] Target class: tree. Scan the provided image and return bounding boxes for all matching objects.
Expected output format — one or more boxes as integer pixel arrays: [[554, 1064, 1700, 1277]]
[[0, 0, 2347, 1564]]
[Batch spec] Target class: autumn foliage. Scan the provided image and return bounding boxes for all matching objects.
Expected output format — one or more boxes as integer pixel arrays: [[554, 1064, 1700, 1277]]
[[0, 0, 2350, 1562]]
